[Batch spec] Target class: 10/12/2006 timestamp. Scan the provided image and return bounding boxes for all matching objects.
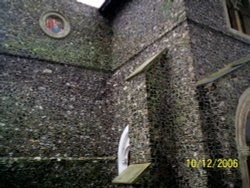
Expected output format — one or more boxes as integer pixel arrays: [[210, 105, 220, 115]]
[[187, 159, 238, 168]]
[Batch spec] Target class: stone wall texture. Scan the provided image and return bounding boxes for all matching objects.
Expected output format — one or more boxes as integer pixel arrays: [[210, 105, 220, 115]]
[[1, 0, 250, 187], [0, 55, 115, 158], [0, 54, 119, 187], [144, 23, 207, 188], [111, 0, 186, 68], [0, 0, 112, 70], [0, 0, 119, 187], [188, 1, 250, 187], [0, 157, 116, 188], [106, 62, 151, 165]]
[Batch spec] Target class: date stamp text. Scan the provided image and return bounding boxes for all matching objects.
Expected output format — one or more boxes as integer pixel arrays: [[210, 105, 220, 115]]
[[187, 159, 238, 168]]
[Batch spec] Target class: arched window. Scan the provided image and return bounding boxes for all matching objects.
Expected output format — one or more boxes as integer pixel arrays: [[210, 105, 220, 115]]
[[236, 87, 250, 187], [118, 125, 130, 174]]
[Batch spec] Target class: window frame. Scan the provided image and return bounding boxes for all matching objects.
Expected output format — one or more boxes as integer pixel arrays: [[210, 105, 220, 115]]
[[223, 0, 250, 40]]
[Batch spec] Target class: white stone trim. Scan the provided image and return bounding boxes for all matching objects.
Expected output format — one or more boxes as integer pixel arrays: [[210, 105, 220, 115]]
[[118, 125, 130, 174]]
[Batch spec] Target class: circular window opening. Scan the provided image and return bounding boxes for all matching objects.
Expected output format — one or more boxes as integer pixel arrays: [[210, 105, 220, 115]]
[[39, 11, 71, 39]]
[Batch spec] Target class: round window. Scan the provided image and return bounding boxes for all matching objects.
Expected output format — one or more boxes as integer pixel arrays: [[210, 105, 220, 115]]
[[39, 11, 71, 39]]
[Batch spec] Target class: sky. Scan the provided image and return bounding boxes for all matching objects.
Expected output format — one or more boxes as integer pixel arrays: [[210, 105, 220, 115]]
[[76, 0, 106, 8]]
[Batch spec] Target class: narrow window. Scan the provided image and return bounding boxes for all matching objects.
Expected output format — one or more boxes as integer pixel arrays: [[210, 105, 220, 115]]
[[246, 117, 250, 177], [225, 0, 250, 36]]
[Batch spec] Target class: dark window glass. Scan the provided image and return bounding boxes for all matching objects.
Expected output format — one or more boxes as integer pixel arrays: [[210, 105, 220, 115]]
[[226, 0, 250, 36], [246, 117, 250, 144]]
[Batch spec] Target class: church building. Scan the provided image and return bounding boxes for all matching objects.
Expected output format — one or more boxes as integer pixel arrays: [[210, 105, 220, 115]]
[[0, 0, 250, 187]]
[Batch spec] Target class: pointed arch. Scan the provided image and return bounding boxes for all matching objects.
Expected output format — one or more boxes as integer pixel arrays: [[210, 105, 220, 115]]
[[236, 87, 250, 188]]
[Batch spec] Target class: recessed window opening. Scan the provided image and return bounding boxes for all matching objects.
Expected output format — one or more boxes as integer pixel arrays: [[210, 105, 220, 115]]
[[76, 0, 105, 8], [225, 0, 250, 36]]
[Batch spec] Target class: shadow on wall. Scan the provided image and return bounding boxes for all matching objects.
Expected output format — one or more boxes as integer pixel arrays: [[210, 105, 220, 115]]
[[197, 84, 242, 188], [146, 53, 178, 187]]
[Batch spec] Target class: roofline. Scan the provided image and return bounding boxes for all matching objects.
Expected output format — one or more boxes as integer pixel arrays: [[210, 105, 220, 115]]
[[99, 0, 112, 12], [99, 0, 129, 20]]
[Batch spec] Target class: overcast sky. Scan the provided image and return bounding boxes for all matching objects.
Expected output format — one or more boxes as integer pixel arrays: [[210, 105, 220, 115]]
[[76, 0, 105, 8]]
